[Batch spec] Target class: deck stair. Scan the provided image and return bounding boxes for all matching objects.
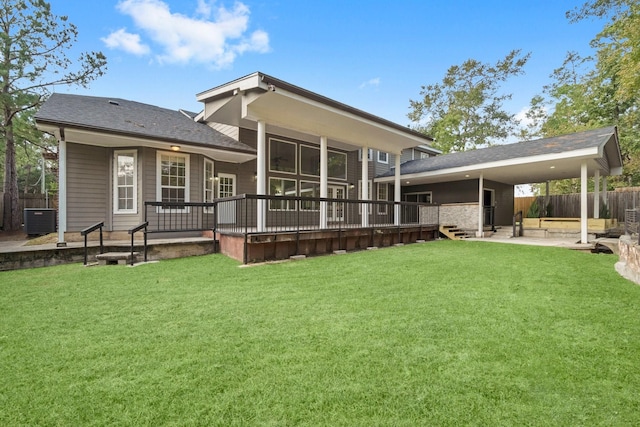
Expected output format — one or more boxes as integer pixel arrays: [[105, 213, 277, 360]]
[[96, 251, 139, 265], [439, 225, 473, 240]]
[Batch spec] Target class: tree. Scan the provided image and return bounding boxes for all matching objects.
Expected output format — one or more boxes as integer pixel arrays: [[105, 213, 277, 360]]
[[408, 50, 530, 153], [528, 1, 640, 192], [1, 0, 106, 231]]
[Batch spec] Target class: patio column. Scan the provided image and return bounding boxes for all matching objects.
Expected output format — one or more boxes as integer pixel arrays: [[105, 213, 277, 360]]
[[477, 173, 484, 237], [394, 153, 401, 226], [319, 136, 328, 229], [594, 169, 600, 219], [361, 146, 369, 227], [602, 177, 608, 207], [57, 134, 67, 246], [580, 161, 588, 244], [256, 119, 266, 232]]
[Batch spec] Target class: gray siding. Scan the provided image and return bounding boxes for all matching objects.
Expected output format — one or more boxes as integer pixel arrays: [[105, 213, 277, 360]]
[[66, 142, 108, 231], [402, 179, 514, 226]]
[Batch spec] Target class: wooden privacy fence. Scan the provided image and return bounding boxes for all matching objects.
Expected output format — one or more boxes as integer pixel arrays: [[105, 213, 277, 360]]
[[0, 193, 51, 229], [515, 188, 640, 222]]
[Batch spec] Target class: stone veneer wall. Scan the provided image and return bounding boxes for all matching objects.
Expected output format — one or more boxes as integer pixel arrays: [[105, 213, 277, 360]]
[[616, 235, 640, 285], [439, 203, 479, 232]]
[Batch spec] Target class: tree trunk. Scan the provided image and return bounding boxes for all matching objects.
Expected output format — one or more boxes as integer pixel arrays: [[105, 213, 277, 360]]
[[3, 123, 21, 231]]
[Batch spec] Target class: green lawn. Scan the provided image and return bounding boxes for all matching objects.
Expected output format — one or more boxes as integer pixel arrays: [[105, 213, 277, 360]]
[[1, 240, 638, 426]]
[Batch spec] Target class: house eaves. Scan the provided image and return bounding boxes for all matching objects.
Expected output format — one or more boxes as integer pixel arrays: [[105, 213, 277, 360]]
[[376, 127, 622, 186], [35, 93, 257, 163], [197, 71, 434, 154]]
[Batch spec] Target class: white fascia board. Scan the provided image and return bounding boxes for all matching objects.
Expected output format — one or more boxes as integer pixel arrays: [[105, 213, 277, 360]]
[[196, 72, 264, 102], [375, 147, 600, 183]]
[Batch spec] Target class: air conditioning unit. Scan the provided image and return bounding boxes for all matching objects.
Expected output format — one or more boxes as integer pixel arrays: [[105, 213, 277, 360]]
[[23, 208, 57, 235]]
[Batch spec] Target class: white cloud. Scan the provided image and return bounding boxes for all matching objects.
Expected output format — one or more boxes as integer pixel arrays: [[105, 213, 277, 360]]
[[106, 0, 270, 68], [101, 28, 150, 56], [359, 77, 381, 89]]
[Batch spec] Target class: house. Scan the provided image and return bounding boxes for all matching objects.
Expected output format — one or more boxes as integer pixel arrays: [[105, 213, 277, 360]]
[[34, 72, 622, 262]]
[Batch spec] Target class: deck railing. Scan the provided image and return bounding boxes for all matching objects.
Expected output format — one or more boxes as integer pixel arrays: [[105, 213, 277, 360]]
[[143, 195, 439, 237], [211, 194, 438, 234]]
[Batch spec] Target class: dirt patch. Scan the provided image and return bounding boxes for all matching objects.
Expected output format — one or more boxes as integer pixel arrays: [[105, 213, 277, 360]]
[[23, 233, 58, 246]]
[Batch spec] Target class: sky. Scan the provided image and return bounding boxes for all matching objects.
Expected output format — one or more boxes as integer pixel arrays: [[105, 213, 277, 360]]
[[51, 0, 607, 129]]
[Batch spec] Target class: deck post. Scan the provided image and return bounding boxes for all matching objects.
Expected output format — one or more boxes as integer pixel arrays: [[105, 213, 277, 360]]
[[580, 161, 588, 243], [256, 120, 266, 232], [320, 136, 328, 229]]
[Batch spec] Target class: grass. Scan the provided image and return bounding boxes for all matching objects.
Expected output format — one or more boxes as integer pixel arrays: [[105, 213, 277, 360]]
[[1, 240, 638, 426]]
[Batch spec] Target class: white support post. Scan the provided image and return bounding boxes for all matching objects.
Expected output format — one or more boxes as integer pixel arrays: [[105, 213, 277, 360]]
[[580, 161, 588, 244], [394, 153, 401, 226], [361, 146, 369, 227], [256, 120, 266, 232], [603, 177, 608, 207], [57, 136, 67, 246], [320, 136, 328, 229], [594, 170, 600, 219], [477, 174, 484, 237]]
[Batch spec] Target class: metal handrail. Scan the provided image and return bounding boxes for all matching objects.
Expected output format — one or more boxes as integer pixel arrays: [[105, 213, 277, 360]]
[[80, 221, 104, 265], [128, 222, 148, 265]]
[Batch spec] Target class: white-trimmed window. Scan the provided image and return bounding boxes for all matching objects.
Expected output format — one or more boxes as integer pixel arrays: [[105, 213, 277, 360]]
[[378, 151, 388, 164], [269, 177, 296, 210], [300, 145, 320, 177], [377, 183, 388, 214], [328, 150, 347, 180], [157, 151, 190, 210], [114, 150, 137, 214], [204, 159, 215, 202], [420, 151, 430, 159], [269, 139, 297, 174], [204, 159, 214, 213], [300, 181, 320, 211]]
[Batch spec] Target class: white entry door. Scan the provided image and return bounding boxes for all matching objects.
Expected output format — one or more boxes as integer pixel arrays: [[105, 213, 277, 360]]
[[327, 185, 345, 222], [217, 173, 236, 224]]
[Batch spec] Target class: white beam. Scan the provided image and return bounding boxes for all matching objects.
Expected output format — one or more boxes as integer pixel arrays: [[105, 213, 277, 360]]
[[256, 120, 266, 232], [320, 136, 328, 229], [478, 174, 484, 237], [581, 161, 588, 244], [394, 153, 401, 226]]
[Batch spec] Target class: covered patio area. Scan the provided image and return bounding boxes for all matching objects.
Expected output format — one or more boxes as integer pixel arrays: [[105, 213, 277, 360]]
[[376, 127, 624, 243]]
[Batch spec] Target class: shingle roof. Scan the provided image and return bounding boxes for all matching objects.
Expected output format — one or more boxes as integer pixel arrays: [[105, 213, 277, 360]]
[[35, 93, 255, 154], [379, 126, 618, 177]]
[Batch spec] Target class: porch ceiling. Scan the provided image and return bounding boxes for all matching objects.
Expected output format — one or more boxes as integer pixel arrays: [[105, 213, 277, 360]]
[[197, 72, 433, 153], [391, 153, 609, 186], [38, 125, 256, 163]]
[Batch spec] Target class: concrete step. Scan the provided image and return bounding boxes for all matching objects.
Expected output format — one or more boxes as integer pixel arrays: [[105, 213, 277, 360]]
[[96, 251, 139, 265]]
